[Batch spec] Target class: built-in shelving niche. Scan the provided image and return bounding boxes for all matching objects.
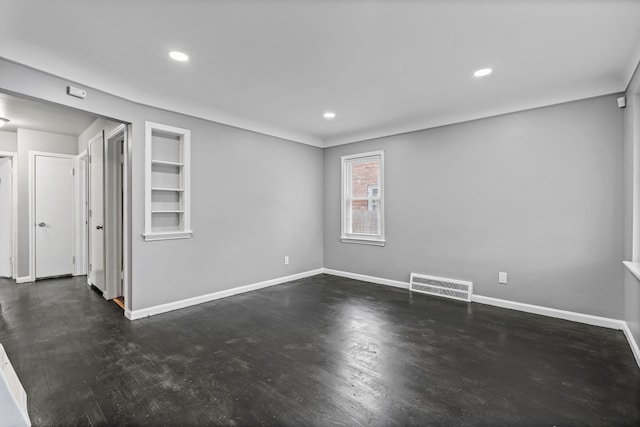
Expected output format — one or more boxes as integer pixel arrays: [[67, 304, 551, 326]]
[[144, 122, 192, 241]]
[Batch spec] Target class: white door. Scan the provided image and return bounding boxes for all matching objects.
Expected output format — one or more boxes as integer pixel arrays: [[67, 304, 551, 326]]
[[89, 133, 105, 292], [104, 127, 125, 300], [35, 155, 74, 278], [0, 157, 12, 277]]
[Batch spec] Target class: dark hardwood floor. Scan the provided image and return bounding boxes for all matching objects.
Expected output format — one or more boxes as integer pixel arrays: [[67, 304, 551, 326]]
[[0, 274, 638, 426]]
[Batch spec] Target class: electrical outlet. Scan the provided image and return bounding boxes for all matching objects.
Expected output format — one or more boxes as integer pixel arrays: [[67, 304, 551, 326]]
[[498, 272, 508, 284], [284, 256, 289, 265]]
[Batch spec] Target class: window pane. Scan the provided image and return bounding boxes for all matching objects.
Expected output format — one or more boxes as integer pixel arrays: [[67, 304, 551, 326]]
[[351, 202, 379, 234], [351, 161, 379, 198]]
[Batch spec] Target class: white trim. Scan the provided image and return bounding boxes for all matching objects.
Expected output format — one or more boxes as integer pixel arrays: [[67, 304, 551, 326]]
[[120, 124, 132, 314], [471, 295, 624, 330], [321, 269, 623, 329], [126, 268, 324, 320], [322, 268, 410, 289], [28, 151, 77, 282], [622, 322, 640, 369], [73, 149, 88, 276], [340, 237, 386, 246], [623, 261, 640, 283], [144, 121, 191, 242], [15, 277, 31, 284], [0, 151, 17, 279], [142, 231, 193, 241]]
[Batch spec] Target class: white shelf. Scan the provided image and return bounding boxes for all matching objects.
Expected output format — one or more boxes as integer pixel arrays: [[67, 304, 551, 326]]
[[151, 159, 184, 167], [143, 230, 193, 241], [151, 187, 185, 192], [145, 121, 191, 242]]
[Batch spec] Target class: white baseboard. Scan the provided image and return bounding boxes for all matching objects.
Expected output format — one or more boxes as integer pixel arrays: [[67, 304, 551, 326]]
[[322, 268, 410, 289], [126, 268, 324, 320], [320, 269, 623, 330], [321, 269, 638, 368], [622, 322, 640, 369], [471, 295, 624, 330], [15, 276, 31, 284]]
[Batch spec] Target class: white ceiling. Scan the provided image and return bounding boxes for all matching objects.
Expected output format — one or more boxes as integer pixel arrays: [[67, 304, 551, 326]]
[[1, 0, 639, 147], [0, 92, 97, 136]]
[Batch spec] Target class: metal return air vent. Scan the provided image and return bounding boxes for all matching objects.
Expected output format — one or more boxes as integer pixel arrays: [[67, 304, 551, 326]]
[[409, 273, 473, 302]]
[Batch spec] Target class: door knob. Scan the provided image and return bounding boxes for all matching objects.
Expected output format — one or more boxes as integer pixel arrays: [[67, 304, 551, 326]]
[[96, 225, 103, 230], [38, 222, 45, 227]]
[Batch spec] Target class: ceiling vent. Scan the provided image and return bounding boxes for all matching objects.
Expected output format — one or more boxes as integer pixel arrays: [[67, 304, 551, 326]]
[[409, 273, 472, 302]]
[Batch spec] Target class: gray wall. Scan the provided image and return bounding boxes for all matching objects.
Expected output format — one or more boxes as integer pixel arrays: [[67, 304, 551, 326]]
[[624, 62, 640, 345], [16, 129, 78, 277], [324, 95, 625, 319], [0, 57, 626, 321], [0, 131, 17, 152], [132, 117, 323, 308], [78, 117, 121, 154], [0, 58, 324, 311]]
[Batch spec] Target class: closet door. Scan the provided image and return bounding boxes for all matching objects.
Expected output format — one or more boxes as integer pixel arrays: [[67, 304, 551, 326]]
[[88, 132, 105, 292]]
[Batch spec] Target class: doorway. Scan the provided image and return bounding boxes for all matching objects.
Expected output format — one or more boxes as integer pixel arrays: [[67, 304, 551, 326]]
[[2, 90, 131, 315], [87, 125, 127, 304]]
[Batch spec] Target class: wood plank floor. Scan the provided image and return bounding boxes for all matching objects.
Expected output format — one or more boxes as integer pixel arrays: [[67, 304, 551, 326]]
[[0, 274, 639, 426]]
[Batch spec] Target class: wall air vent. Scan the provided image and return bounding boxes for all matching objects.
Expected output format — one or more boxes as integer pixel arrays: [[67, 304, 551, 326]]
[[409, 273, 472, 302]]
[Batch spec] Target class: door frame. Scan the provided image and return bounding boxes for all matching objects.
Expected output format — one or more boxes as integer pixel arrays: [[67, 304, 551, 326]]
[[84, 125, 130, 308], [0, 151, 17, 279], [74, 149, 88, 277], [28, 151, 77, 281]]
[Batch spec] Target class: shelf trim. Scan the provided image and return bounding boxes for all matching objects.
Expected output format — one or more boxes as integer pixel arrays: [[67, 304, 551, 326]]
[[151, 187, 185, 192], [151, 159, 184, 167], [151, 209, 185, 214], [143, 230, 193, 242]]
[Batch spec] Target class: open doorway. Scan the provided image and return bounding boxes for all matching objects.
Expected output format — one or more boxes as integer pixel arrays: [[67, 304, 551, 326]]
[[86, 124, 128, 307], [0, 91, 131, 315]]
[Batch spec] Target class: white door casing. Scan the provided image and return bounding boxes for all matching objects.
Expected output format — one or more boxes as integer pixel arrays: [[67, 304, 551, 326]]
[[0, 157, 13, 277], [89, 132, 105, 292], [74, 151, 88, 276], [34, 155, 74, 278]]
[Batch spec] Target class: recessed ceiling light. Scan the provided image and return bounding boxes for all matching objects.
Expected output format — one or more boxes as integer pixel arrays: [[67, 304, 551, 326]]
[[473, 68, 492, 77], [0, 118, 9, 128], [323, 111, 336, 120], [169, 51, 189, 62]]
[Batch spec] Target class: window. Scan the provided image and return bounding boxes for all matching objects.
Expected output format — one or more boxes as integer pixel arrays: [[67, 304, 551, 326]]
[[341, 151, 385, 246], [368, 185, 379, 211]]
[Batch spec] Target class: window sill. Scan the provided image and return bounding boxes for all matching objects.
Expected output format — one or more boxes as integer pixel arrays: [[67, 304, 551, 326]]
[[623, 261, 640, 282], [340, 237, 386, 247]]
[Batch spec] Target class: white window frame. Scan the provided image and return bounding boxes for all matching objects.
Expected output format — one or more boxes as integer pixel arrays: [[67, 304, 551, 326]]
[[341, 150, 385, 246]]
